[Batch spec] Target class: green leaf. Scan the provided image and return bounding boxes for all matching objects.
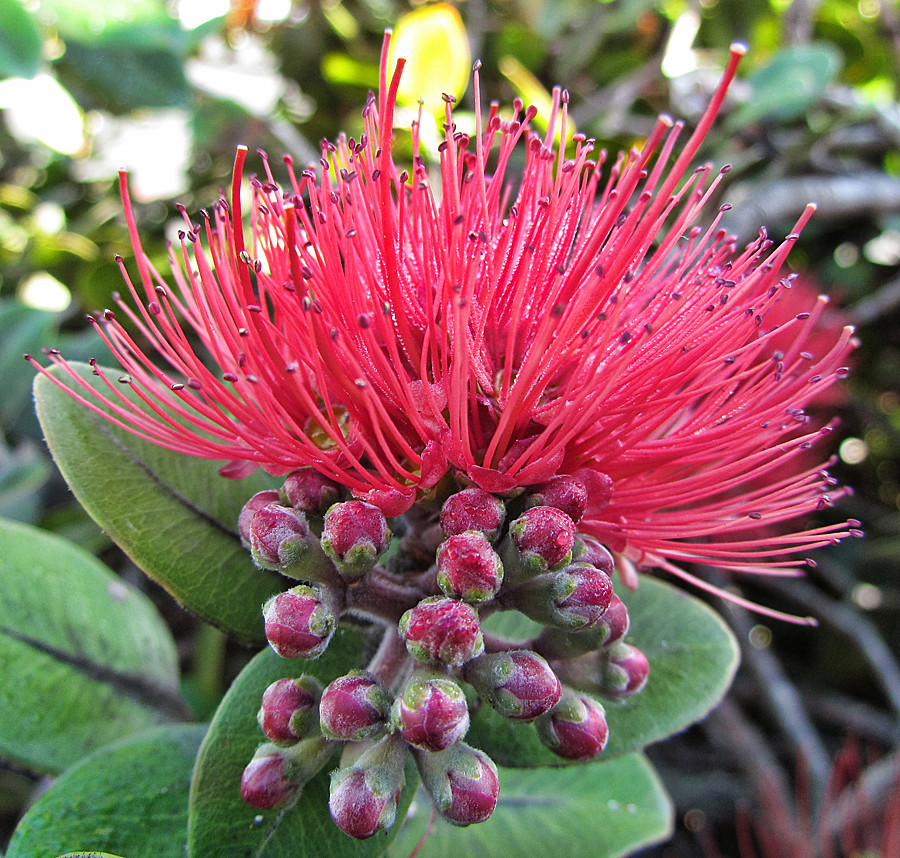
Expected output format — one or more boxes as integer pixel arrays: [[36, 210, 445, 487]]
[[189, 627, 418, 858], [469, 577, 739, 766], [44, 0, 182, 49], [7, 724, 205, 858], [33, 363, 286, 643], [0, 0, 42, 80], [0, 439, 51, 524], [56, 42, 190, 112], [388, 752, 672, 858], [57, 854, 128, 857], [732, 43, 843, 125], [0, 517, 182, 774]]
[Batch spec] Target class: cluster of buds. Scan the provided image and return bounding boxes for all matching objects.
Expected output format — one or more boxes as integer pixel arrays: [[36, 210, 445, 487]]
[[239, 471, 649, 838]]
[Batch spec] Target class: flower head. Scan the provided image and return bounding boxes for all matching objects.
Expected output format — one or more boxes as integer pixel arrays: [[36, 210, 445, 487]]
[[30, 34, 856, 607]]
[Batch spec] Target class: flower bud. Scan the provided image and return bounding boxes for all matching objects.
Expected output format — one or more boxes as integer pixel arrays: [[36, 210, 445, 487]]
[[258, 676, 322, 744], [600, 642, 650, 700], [502, 506, 576, 583], [281, 468, 342, 515], [239, 490, 281, 547], [504, 562, 613, 631], [263, 585, 337, 659], [329, 733, 407, 839], [415, 742, 499, 826], [537, 693, 609, 761], [440, 488, 506, 541], [528, 475, 588, 523], [532, 592, 630, 660], [319, 671, 391, 742], [572, 535, 615, 576], [240, 746, 296, 809], [392, 670, 470, 751], [436, 531, 504, 604], [321, 500, 391, 578], [464, 650, 561, 721], [248, 501, 336, 582], [399, 597, 484, 666]]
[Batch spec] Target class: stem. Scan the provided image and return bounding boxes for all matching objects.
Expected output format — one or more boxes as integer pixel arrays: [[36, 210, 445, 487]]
[[367, 625, 414, 692], [345, 566, 424, 623]]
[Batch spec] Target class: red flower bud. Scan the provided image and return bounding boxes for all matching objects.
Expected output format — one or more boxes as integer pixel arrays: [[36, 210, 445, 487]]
[[596, 592, 630, 647], [248, 502, 312, 571], [601, 642, 650, 699], [528, 475, 588, 523], [465, 650, 561, 721], [321, 500, 391, 578], [440, 488, 506, 541], [436, 531, 504, 604], [572, 536, 615, 576], [538, 693, 609, 761], [329, 734, 406, 839], [282, 468, 341, 514], [415, 742, 499, 827], [319, 671, 391, 742], [503, 562, 613, 631], [257, 676, 322, 744], [239, 490, 281, 547], [399, 597, 484, 666], [263, 585, 337, 659], [240, 747, 296, 809], [392, 671, 470, 751], [505, 506, 576, 581]]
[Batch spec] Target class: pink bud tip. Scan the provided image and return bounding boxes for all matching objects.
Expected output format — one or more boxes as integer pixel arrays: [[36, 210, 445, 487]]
[[529, 475, 588, 523], [399, 597, 485, 666], [538, 694, 609, 761], [258, 677, 321, 744], [240, 751, 295, 809], [510, 506, 576, 572], [436, 531, 504, 603], [602, 642, 650, 700], [319, 671, 391, 741], [263, 586, 335, 659], [440, 488, 506, 541], [282, 468, 341, 514], [393, 673, 470, 751], [321, 500, 391, 578]]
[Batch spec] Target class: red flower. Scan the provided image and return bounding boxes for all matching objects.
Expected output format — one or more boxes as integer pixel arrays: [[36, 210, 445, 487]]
[[30, 35, 856, 603]]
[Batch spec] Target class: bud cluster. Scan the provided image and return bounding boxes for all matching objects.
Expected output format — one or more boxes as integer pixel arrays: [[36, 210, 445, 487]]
[[238, 469, 649, 838]]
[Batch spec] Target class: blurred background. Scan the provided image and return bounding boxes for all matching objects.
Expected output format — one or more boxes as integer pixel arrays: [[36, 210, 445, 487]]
[[0, 0, 898, 854]]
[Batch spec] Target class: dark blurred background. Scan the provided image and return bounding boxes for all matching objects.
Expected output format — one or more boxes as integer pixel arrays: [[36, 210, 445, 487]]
[[1, 0, 898, 854]]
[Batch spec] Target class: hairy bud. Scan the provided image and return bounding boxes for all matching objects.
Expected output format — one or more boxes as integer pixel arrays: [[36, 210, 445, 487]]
[[281, 468, 342, 515], [503, 506, 576, 583], [321, 500, 391, 578], [464, 650, 561, 721], [257, 676, 322, 744], [392, 670, 470, 751], [415, 742, 499, 826], [239, 490, 281, 547], [440, 488, 506, 542], [319, 671, 391, 742], [600, 642, 650, 700], [537, 693, 609, 761], [399, 597, 484, 666], [436, 531, 504, 603], [528, 475, 588, 523], [263, 585, 337, 659]]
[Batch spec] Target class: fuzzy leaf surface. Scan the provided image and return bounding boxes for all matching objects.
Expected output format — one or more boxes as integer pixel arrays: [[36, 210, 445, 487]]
[[0, 517, 182, 774], [7, 724, 205, 858], [33, 364, 285, 642], [389, 752, 672, 858]]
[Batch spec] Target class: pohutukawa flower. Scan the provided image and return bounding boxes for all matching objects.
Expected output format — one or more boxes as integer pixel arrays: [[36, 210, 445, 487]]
[[28, 33, 857, 618]]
